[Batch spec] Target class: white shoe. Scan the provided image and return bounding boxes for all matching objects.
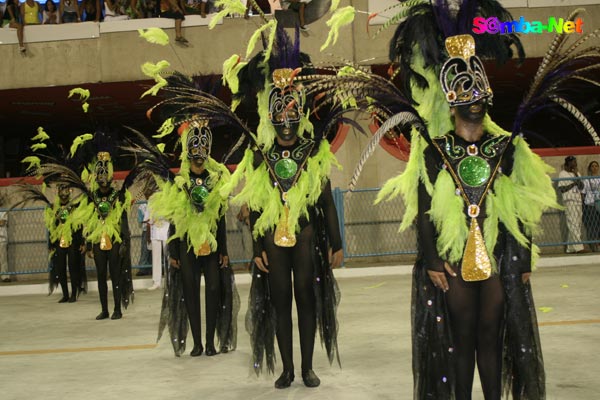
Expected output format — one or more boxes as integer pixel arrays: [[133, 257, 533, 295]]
[[148, 283, 161, 291]]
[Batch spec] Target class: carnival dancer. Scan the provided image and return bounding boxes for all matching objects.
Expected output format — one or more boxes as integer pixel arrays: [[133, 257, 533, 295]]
[[223, 26, 343, 389], [46, 184, 86, 302], [73, 148, 134, 320], [332, 2, 598, 398], [146, 119, 238, 357], [14, 131, 87, 302]]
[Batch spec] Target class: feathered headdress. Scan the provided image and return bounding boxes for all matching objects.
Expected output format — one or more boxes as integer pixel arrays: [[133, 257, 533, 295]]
[[383, 0, 523, 105]]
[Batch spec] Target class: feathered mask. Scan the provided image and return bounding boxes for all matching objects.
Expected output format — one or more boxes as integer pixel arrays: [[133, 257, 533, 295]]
[[439, 34, 493, 106], [94, 151, 113, 184], [185, 119, 213, 162], [268, 68, 305, 127]]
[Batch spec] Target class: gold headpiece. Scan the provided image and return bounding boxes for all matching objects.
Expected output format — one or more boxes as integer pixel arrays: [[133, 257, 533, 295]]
[[97, 152, 111, 161], [190, 119, 209, 128], [439, 34, 493, 106], [272, 68, 295, 90], [445, 34, 476, 60]]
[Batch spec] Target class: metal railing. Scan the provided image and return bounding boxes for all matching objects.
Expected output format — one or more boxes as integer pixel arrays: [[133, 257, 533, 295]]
[[1, 177, 598, 278]]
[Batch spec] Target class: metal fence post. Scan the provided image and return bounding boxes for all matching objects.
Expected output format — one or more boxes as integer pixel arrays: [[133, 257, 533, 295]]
[[332, 187, 346, 267]]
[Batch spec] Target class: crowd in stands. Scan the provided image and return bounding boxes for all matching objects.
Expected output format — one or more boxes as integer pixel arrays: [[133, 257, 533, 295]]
[[0, 0, 278, 25], [1, 0, 285, 52]]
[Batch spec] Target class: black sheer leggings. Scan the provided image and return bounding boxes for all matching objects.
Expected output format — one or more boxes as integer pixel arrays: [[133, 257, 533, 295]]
[[446, 272, 504, 400], [93, 243, 122, 313], [264, 224, 316, 373], [180, 250, 221, 349], [55, 246, 81, 298]]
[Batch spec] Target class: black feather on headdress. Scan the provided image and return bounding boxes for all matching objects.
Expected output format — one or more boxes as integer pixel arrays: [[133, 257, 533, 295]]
[[513, 9, 600, 143]]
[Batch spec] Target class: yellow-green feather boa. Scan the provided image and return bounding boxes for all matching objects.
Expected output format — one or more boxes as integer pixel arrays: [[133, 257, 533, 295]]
[[378, 133, 559, 269], [44, 198, 81, 247], [148, 157, 231, 254], [229, 140, 340, 239], [72, 190, 132, 244]]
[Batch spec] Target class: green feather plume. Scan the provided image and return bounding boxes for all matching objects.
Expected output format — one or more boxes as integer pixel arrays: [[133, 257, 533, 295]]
[[246, 19, 277, 59], [138, 28, 169, 46], [320, 6, 355, 52], [31, 143, 47, 152], [68, 88, 90, 102], [68, 88, 91, 113], [153, 118, 175, 138], [429, 169, 468, 263], [141, 60, 171, 98], [21, 156, 41, 172], [210, 0, 247, 29], [330, 0, 341, 11], [222, 55, 248, 101], [375, 129, 431, 232], [70, 133, 94, 157], [31, 127, 50, 142]]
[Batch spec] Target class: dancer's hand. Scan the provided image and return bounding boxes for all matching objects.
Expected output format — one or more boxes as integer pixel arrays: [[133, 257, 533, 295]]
[[521, 272, 531, 284], [86, 250, 93, 259], [219, 254, 229, 268], [329, 249, 343, 269], [169, 257, 180, 269], [254, 251, 269, 273], [427, 262, 456, 292]]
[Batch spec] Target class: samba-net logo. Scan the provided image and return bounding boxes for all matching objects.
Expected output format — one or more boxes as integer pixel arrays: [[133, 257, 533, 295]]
[[473, 16, 583, 34]]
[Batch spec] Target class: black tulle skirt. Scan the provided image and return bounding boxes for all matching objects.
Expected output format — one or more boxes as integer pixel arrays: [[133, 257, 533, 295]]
[[412, 233, 545, 399], [158, 264, 240, 357]]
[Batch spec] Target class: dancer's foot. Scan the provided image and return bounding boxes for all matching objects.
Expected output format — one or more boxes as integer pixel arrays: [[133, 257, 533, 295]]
[[302, 370, 320, 388], [96, 311, 109, 320], [190, 344, 203, 357], [68, 294, 77, 303], [58, 296, 69, 303], [274, 370, 294, 389], [111, 310, 122, 320], [219, 345, 229, 354], [204, 344, 217, 356]]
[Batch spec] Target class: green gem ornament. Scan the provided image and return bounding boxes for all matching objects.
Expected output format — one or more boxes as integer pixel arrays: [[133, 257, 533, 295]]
[[191, 185, 209, 204], [98, 201, 111, 215], [59, 209, 69, 222], [458, 156, 491, 187], [274, 158, 298, 180]]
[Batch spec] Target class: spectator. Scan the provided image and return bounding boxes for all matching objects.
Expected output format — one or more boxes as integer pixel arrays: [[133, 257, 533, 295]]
[[131, 0, 158, 18], [2, 0, 26, 53], [558, 155, 587, 253], [42, 0, 59, 24], [282, 0, 310, 31], [104, 0, 129, 21], [58, 0, 80, 22], [0, 197, 9, 283], [583, 160, 600, 251], [159, 0, 187, 43], [80, 0, 100, 22], [147, 208, 169, 291], [20, 0, 42, 25]]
